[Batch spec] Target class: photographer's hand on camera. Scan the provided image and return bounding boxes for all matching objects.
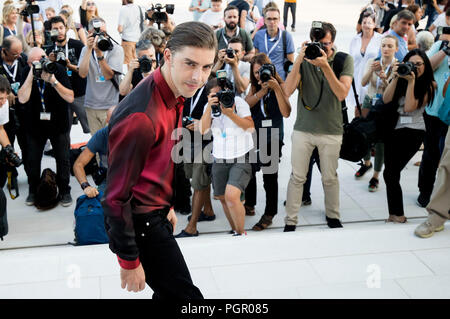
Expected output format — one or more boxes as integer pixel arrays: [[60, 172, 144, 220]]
[[128, 59, 140, 71], [304, 48, 328, 69]]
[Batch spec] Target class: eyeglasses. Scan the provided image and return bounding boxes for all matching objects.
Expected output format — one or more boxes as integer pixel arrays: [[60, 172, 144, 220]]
[[87, 2, 96, 6], [411, 62, 424, 67], [320, 41, 333, 47], [3, 49, 20, 59]]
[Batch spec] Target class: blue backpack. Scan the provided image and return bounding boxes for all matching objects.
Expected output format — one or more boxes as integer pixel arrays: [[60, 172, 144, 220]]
[[74, 191, 109, 245]]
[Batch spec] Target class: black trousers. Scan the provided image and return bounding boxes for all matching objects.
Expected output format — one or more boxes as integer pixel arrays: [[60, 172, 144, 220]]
[[283, 2, 297, 28], [26, 131, 71, 195], [384, 128, 425, 216], [132, 210, 203, 299], [173, 163, 192, 212], [418, 112, 449, 200], [245, 172, 279, 216]]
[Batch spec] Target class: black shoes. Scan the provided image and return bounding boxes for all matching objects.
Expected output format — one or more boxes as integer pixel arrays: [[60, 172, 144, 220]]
[[283, 225, 296, 232], [25, 193, 35, 206], [416, 194, 429, 208], [326, 217, 343, 228], [355, 162, 372, 178], [59, 193, 73, 207]]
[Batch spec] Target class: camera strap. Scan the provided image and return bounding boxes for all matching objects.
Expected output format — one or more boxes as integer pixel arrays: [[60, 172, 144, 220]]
[[222, 27, 240, 46], [2, 60, 18, 83], [264, 29, 282, 57], [260, 92, 271, 118], [300, 64, 324, 111], [36, 80, 47, 113]]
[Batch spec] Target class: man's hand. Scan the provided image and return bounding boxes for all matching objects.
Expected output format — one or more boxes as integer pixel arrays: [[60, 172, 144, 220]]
[[128, 59, 140, 71], [217, 49, 226, 63], [167, 208, 177, 233], [120, 263, 146, 292], [48, 52, 57, 62], [221, 103, 236, 118], [304, 48, 328, 69], [186, 119, 200, 132], [7, 93, 15, 106], [87, 34, 96, 50], [41, 71, 55, 84], [224, 52, 238, 67], [84, 186, 99, 198]]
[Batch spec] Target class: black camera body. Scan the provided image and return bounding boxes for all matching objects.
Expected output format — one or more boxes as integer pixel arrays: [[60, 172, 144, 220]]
[[215, 90, 235, 109], [0, 145, 22, 168], [92, 20, 113, 52], [259, 63, 275, 83], [211, 70, 235, 117], [397, 61, 417, 77], [182, 116, 194, 127], [437, 26, 450, 36], [441, 41, 450, 56], [226, 48, 235, 59], [148, 3, 175, 24], [32, 57, 57, 79], [305, 42, 325, 60], [138, 55, 153, 73]]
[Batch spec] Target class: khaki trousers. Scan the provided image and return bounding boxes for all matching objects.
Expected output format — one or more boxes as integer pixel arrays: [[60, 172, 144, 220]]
[[122, 40, 136, 65], [85, 107, 108, 136], [427, 128, 450, 219], [285, 130, 342, 225]]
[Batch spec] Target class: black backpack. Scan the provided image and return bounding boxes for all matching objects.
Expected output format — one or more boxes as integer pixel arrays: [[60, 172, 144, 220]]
[[333, 52, 378, 163]]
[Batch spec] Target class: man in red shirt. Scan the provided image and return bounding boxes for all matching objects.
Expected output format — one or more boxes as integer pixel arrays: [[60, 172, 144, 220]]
[[102, 21, 217, 298]]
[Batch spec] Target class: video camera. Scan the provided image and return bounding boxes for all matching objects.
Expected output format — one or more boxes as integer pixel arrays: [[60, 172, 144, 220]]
[[397, 62, 417, 77], [32, 56, 57, 79], [20, 0, 45, 17], [305, 21, 326, 60], [92, 20, 113, 52], [147, 3, 175, 24], [138, 55, 154, 73], [211, 70, 235, 117], [258, 64, 275, 83]]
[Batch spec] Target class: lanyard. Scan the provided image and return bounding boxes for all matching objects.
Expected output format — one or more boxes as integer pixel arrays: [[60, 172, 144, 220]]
[[222, 27, 240, 46], [3, 60, 18, 82], [36, 80, 47, 112], [93, 50, 108, 74], [55, 42, 70, 60], [259, 92, 270, 118], [264, 29, 282, 57], [190, 86, 205, 116], [5, 26, 16, 35]]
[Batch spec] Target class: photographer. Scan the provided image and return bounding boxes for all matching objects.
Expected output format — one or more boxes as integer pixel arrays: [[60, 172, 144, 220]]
[[119, 39, 156, 97], [417, 33, 450, 207], [383, 49, 437, 223], [17, 47, 74, 207], [244, 53, 291, 231], [216, 5, 255, 62], [212, 36, 250, 97], [282, 21, 354, 231], [47, 16, 89, 134], [78, 17, 124, 136], [199, 75, 255, 236], [145, 5, 176, 36]]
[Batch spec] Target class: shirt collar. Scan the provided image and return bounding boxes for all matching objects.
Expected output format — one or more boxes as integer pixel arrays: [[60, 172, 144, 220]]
[[153, 67, 185, 109]]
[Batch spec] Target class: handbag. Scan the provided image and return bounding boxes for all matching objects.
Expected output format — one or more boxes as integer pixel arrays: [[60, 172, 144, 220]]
[[366, 98, 400, 142]]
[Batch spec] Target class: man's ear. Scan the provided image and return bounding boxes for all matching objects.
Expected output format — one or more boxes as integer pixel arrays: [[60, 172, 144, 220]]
[[163, 48, 172, 66]]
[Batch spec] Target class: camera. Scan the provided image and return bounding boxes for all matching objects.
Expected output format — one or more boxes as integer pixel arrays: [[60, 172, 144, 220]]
[[437, 26, 450, 36], [310, 21, 325, 42], [138, 55, 153, 73], [226, 48, 235, 59], [32, 56, 57, 79], [92, 20, 113, 52], [182, 116, 194, 127], [20, 0, 45, 17], [305, 42, 325, 60], [0, 145, 22, 168], [397, 62, 417, 77], [259, 63, 275, 83], [441, 41, 450, 56], [43, 29, 59, 50], [211, 70, 235, 117], [148, 3, 175, 24]]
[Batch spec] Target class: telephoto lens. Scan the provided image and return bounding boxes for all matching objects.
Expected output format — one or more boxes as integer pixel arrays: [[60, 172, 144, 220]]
[[138, 55, 153, 73], [215, 91, 235, 108], [304, 42, 324, 60]]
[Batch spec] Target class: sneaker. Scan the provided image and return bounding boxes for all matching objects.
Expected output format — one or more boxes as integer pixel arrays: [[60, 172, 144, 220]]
[[414, 214, 446, 238], [416, 194, 429, 208], [326, 217, 343, 228], [355, 162, 372, 178], [368, 177, 379, 192], [302, 198, 312, 206], [232, 231, 247, 236], [283, 224, 296, 232], [25, 193, 35, 206], [59, 193, 73, 207]]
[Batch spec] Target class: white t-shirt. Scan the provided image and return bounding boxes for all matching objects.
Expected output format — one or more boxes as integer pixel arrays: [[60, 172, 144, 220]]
[[431, 13, 450, 36], [0, 100, 9, 126], [224, 60, 251, 98], [211, 96, 254, 159], [199, 9, 224, 28], [118, 4, 143, 42]]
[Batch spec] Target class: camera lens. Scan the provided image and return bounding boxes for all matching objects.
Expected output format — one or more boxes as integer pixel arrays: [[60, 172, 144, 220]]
[[97, 36, 111, 51], [305, 43, 322, 60]]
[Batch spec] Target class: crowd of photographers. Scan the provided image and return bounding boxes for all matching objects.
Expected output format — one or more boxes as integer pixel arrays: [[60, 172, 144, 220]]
[[0, 0, 449, 240]]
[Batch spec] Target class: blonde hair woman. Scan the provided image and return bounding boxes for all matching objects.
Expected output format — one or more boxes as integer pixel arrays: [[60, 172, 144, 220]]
[[59, 6, 87, 45], [79, 0, 99, 30]]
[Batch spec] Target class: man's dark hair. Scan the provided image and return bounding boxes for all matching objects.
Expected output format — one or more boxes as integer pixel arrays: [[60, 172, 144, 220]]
[[166, 21, 217, 54], [396, 9, 415, 22], [228, 36, 244, 49], [49, 16, 66, 28], [0, 76, 11, 94], [224, 5, 239, 16], [1, 35, 20, 52], [310, 22, 337, 42]]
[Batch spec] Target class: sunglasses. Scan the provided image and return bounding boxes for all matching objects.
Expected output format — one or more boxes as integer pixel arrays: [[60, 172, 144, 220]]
[[87, 2, 96, 6]]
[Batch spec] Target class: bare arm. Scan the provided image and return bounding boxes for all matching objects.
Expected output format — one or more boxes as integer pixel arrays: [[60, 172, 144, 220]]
[[119, 60, 139, 96], [73, 147, 99, 198], [242, 48, 255, 63], [17, 68, 34, 104], [383, 74, 399, 104], [240, 10, 248, 29], [283, 42, 307, 97]]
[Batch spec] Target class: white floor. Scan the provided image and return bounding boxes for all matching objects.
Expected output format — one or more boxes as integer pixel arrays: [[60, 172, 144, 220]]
[[0, 0, 445, 299]]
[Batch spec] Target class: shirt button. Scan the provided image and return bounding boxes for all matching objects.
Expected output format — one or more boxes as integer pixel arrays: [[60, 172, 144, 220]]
[[146, 222, 150, 226], [141, 233, 145, 237]]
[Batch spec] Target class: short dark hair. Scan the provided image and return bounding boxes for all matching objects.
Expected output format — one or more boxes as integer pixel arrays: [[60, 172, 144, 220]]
[[446, 7, 450, 17], [224, 5, 239, 16], [310, 22, 337, 42], [397, 9, 415, 22], [49, 15, 66, 28], [0, 76, 11, 94], [228, 36, 244, 49], [166, 21, 217, 54]]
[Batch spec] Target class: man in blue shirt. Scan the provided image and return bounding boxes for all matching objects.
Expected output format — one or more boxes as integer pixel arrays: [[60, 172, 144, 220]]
[[386, 10, 415, 61], [253, 6, 294, 80]]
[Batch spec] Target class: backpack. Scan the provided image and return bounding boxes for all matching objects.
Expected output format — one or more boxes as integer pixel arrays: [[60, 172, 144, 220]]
[[73, 191, 109, 245], [333, 52, 378, 163], [35, 168, 59, 210], [0, 188, 7, 241], [69, 143, 100, 176]]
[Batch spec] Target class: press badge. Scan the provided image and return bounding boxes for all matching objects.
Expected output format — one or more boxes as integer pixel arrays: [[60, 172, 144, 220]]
[[40, 112, 51, 121], [400, 116, 412, 124], [10, 82, 20, 95], [372, 93, 382, 106], [67, 70, 72, 77], [96, 75, 105, 83], [261, 119, 272, 127]]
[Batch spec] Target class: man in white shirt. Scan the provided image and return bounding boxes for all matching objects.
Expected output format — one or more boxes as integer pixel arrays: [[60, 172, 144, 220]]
[[118, 0, 144, 64], [199, 0, 224, 30]]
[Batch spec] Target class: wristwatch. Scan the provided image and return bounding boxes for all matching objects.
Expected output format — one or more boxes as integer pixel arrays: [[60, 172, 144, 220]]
[[97, 55, 105, 61], [51, 79, 59, 88], [81, 182, 91, 190]]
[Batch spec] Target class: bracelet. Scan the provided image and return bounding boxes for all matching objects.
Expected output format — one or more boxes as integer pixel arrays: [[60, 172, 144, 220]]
[[81, 182, 91, 190]]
